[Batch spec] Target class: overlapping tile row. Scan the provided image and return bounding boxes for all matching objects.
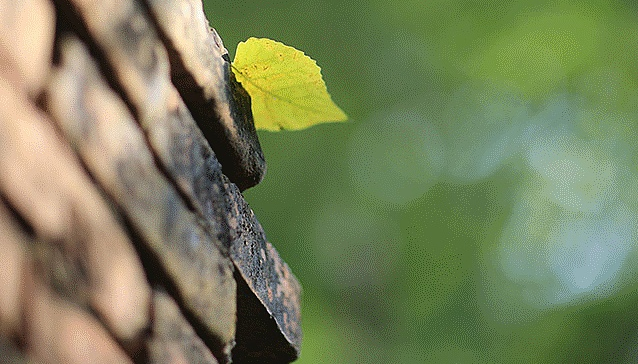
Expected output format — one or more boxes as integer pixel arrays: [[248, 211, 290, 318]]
[[0, 0, 301, 362]]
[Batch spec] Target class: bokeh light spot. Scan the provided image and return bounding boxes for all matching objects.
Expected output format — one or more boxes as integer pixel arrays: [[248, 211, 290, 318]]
[[348, 108, 445, 205]]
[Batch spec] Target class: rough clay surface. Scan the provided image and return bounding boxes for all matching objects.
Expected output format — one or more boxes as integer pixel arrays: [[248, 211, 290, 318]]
[[0, 0, 301, 363]]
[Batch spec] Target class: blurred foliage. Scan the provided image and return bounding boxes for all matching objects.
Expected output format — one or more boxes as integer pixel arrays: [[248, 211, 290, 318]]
[[203, 0, 638, 362]]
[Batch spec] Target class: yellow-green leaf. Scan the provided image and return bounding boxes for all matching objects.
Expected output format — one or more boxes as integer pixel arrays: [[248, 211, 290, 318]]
[[231, 37, 348, 131]]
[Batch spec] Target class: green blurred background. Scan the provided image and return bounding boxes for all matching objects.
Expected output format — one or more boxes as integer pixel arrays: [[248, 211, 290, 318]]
[[203, 0, 638, 362]]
